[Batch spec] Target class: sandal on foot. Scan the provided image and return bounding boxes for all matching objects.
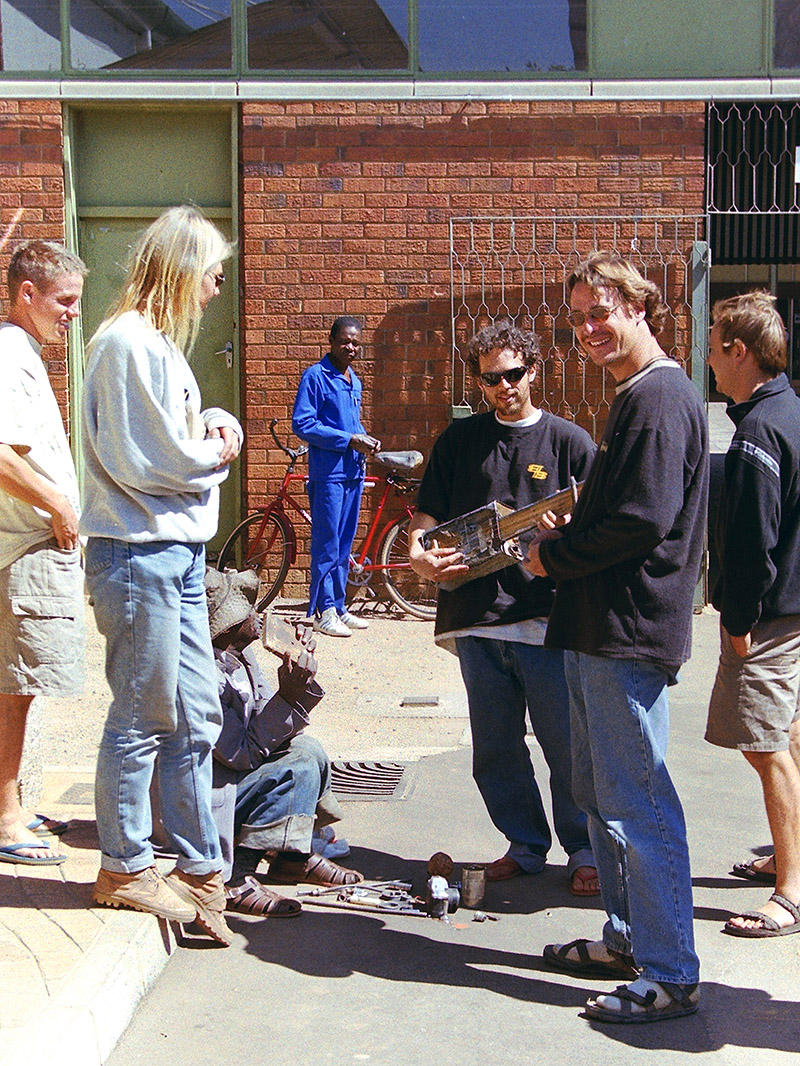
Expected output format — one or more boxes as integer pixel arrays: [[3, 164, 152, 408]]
[[723, 892, 800, 938], [585, 979, 699, 1024], [730, 858, 776, 885], [27, 814, 69, 837], [0, 841, 66, 866], [543, 938, 639, 980], [226, 876, 301, 917], [484, 855, 526, 881], [267, 853, 364, 886]]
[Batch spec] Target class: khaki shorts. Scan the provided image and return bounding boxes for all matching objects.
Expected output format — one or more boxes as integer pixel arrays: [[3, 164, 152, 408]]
[[0, 539, 85, 697], [705, 615, 800, 752]]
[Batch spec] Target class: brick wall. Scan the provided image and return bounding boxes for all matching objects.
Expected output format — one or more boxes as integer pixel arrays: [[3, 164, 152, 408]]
[[240, 98, 706, 596], [0, 100, 69, 425]]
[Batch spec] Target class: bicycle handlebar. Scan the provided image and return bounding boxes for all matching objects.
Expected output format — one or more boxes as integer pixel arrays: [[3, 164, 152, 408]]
[[269, 417, 308, 461]]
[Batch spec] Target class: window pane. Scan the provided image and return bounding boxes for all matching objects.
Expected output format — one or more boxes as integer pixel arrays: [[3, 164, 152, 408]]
[[775, 0, 800, 69], [247, 0, 409, 70], [0, 0, 62, 71], [70, 0, 233, 71], [418, 0, 585, 74]]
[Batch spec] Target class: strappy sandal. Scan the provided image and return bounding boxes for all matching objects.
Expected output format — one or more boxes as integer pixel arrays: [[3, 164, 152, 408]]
[[724, 892, 800, 938], [225, 876, 301, 917], [267, 853, 364, 886], [543, 938, 639, 980], [730, 858, 776, 885], [585, 980, 699, 1024]]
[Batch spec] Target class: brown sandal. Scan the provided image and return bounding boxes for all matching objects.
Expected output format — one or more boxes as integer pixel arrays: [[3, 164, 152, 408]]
[[267, 853, 364, 886], [225, 876, 301, 917]]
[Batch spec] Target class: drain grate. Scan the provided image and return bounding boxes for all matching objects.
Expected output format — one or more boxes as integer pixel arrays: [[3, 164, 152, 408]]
[[330, 760, 415, 801]]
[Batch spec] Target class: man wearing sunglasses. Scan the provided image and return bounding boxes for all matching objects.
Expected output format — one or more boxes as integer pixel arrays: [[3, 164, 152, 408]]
[[408, 319, 598, 898], [528, 253, 708, 1024]]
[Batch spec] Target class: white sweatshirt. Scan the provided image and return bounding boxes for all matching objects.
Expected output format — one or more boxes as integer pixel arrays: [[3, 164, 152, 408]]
[[80, 310, 242, 544]]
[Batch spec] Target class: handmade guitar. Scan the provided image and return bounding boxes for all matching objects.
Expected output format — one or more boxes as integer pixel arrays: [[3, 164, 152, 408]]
[[421, 477, 582, 591]]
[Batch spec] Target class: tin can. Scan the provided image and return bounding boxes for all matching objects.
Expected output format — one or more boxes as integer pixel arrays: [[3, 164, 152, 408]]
[[460, 864, 486, 908]]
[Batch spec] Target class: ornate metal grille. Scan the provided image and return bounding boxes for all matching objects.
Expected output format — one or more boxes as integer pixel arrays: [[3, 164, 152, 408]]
[[449, 215, 707, 440], [707, 101, 800, 264]]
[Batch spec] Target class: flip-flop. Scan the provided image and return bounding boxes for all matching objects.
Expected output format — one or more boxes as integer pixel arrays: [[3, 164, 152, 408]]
[[723, 892, 800, 938], [0, 842, 67, 866], [570, 865, 601, 896], [730, 858, 776, 885], [484, 855, 526, 881], [27, 815, 69, 837]]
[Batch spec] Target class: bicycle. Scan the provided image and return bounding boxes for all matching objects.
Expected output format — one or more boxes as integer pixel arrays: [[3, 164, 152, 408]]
[[216, 418, 437, 619]]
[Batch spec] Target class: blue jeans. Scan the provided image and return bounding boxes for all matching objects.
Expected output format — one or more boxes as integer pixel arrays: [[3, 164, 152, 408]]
[[564, 651, 699, 985], [307, 478, 363, 615], [86, 538, 223, 876], [456, 637, 592, 873]]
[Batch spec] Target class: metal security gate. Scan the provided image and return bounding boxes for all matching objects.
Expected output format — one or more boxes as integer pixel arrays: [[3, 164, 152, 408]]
[[449, 215, 708, 440]]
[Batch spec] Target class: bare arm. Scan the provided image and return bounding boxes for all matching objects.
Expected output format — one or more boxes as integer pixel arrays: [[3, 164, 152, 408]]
[[408, 510, 469, 583], [0, 444, 79, 550]]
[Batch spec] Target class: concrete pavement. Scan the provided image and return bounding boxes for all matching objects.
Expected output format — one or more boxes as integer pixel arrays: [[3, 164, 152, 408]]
[[2, 603, 800, 1066]]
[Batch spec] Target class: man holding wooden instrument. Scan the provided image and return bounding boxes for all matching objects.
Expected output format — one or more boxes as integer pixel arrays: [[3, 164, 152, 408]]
[[408, 319, 598, 896]]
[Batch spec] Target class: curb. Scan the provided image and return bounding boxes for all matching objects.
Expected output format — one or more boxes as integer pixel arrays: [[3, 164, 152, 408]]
[[0, 910, 175, 1066]]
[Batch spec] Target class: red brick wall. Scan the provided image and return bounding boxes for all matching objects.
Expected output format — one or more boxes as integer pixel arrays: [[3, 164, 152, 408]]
[[0, 101, 69, 425], [240, 98, 705, 596]]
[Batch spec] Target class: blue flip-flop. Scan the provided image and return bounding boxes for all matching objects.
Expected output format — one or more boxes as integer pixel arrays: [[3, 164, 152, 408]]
[[26, 814, 69, 837], [0, 842, 67, 866]]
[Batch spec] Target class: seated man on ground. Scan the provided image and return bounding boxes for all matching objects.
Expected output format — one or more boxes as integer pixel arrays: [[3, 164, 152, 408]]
[[205, 568, 363, 916]]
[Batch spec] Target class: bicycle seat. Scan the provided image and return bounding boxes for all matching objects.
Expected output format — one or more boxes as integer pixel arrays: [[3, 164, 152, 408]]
[[374, 450, 424, 474]]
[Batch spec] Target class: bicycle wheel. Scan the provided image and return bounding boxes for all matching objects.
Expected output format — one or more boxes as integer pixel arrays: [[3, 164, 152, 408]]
[[216, 511, 292, 610], [379, 516, 437, 620]]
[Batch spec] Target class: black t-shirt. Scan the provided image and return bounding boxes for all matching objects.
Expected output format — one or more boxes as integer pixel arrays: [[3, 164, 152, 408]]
[[416, 410, 596, 636]]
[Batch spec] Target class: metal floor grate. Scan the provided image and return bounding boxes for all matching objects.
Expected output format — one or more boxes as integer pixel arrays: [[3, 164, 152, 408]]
[[330, 760, 415, 801]]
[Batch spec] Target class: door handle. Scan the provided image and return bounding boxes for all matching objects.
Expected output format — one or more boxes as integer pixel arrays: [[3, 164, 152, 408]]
[[215, 341, 233, 369]]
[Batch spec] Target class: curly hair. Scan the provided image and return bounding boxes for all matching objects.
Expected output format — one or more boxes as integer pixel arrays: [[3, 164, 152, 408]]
[[466, 318, 541, 376], [567, 252, 669, 337], [712, 291, 787, 376]]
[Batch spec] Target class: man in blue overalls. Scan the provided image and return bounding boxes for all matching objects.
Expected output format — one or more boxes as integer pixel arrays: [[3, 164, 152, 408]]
[[292, 317, 380, 637]]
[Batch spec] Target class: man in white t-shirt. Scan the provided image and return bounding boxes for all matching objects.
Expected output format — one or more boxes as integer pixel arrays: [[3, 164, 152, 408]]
[[0, 240, 86, 866]]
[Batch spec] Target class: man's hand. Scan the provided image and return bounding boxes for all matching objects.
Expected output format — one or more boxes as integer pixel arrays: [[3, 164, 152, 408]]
[[537, 508, 571, 531], [350, 433, 381, 456], [729, 631, 752, 658], [208, 425, 241, 468], [524, 528, 562, 577], [48, 495, 80, 551], [407, 515, 469, 584], [277, 623, 318, 705]]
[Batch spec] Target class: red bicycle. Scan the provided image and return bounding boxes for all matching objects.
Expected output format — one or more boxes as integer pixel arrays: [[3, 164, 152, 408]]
[[216, 418, 437, 619]]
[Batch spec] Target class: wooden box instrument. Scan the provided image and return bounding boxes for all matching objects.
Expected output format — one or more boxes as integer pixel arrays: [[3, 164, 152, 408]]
[[421, 478, 582, 591]]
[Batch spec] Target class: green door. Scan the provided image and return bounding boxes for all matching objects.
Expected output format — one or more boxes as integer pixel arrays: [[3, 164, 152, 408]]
[[70, 107, 239, 552]]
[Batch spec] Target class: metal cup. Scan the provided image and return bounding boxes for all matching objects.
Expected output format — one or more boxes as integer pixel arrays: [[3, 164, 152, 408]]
[[460, 864, 486, 908]]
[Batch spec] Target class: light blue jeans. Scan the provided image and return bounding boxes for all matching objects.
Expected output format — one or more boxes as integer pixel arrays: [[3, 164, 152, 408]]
[[86, 538, 223, 876], [456, 637, 592, 874], [564, 651, 699, 985]]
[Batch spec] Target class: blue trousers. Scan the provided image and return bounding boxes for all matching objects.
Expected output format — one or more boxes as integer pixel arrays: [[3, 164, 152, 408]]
[[87, 538, 223, 876], [307, 478, 363, 614], [565, 651, 699, 984], [456, 636, 592, 873]]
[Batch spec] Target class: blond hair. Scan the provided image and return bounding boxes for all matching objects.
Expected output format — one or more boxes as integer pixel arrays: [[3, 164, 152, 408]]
[[712, 291, 787, 375], [94, 206, 232, 354]]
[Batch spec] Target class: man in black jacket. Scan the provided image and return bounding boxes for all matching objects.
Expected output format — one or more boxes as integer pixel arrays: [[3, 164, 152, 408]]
[[528, 253, 708, 1023], [705, 291, 800, 940]]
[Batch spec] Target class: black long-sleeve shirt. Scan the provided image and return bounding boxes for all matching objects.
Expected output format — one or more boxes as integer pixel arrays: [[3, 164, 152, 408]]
[[712, 373, 800, 636], [542, 360, 709, 673]]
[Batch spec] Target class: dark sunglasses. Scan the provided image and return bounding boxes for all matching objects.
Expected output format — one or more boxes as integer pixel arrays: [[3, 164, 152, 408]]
[[209, 271, 225, 289], [479, 366, 529, 387]]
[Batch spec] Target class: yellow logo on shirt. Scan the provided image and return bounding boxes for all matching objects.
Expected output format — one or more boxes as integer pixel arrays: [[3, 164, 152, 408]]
[[528, 464, 548, 480]]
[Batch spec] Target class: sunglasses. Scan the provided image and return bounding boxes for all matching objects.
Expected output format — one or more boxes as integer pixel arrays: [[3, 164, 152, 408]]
[[567, 304, 616, 328], [208, 271, 226, 289], [478, 366, 529, 387]]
